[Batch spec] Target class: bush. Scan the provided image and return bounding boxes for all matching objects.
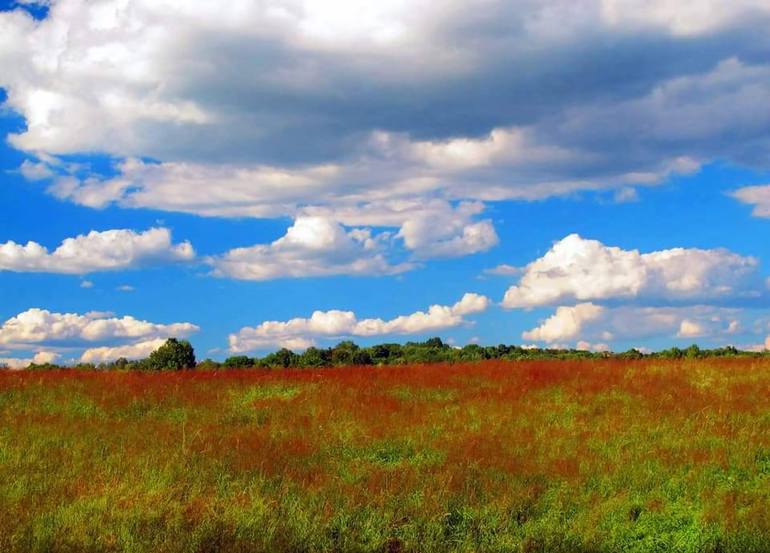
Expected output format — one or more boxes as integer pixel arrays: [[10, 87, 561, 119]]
[[146, 338, 196, 371]]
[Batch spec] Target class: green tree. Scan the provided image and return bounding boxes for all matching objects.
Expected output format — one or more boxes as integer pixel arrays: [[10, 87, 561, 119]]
[[685, 344, 701, 359], [299, 347, 330, 368], [223, 355, 254, 368], [333, 341, 371, 366], [197, 358, 222, 370], [146, 338, 196, 371], [262, 348, 299, 368]]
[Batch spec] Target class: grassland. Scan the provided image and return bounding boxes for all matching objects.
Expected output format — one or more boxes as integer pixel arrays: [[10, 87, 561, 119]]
[[1, 359, 769, 552]]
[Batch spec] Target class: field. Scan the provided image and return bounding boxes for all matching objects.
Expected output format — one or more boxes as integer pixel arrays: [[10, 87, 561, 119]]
[[1, 359, 769, 552]]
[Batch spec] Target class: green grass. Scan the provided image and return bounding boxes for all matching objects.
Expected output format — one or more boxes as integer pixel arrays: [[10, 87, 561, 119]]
[[0, 359, 769, 552]]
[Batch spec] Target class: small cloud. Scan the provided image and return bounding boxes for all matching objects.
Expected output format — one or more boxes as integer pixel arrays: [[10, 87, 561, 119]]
[[576, 340, 610, 352], [116, 285, 135, 292], [19, 159, 54, 181], [613, 187, 639, 203], [229, 292, 491, 353], [677, 319, 705, 338], [80, 279, 94, 289], [483, 264, 521, 277], [85, 310, 115, 318]]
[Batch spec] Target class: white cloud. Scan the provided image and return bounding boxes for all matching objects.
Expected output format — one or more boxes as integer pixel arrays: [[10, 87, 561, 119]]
[[19, 159, 54, 180], [0, 351, 60, 370], [522, 303, 744, 344], [80, 279, 94, 288], [303, 199, 498, 259], [732, 184, 770, 217], [0, 308, 198, 349], [503, 234, 762, 308], [1, 1, 768, 227], [576, 340, 610, 352], [229, 292, 490, 352], [209, 216, 412, 280], [678, 319, 707, 338], [80, 338, 166, 363], [483, 264, 520, 277], [600, 0, 770, 36], [0, 228, 194, 274], [116, 285, 135, 292], [522, 303, 606, 342], [613, 187, 639, 203]]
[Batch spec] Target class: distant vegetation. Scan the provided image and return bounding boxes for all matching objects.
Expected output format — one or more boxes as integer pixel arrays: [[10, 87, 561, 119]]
[[4, 337, 768, 371]]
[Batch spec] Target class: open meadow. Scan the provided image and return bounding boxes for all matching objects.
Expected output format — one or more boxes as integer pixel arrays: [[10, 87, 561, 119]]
[[1, 359, 769, 553]]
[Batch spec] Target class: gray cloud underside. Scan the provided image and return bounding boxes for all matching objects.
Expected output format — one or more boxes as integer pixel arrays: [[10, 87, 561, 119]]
[[1, 0, 769, 221]]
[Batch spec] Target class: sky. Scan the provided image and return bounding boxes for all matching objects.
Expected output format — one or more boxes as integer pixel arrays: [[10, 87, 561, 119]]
[[1, 0, 770, 367]]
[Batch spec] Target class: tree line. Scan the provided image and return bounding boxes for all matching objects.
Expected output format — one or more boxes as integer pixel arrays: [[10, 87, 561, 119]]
[[4, 337, 768, 371]]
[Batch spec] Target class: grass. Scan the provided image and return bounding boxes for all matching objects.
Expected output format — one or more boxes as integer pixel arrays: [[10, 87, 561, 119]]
[[1, 359, 769, 552]]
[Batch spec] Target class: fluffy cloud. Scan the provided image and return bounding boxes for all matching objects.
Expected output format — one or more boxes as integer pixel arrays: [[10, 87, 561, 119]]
[[0, 308, 198, 349], [522, 304, 606, 343], [229, 293, 490, 352], [303, 199, 498, 259], [575, 341, 610, 353], [209, 216, 411, 280], [2, 1, 770, 223], [19, 159, 53, 180], [0, 228, 194, 274], [503, 234, 763, 308], [732, 185, 770, 218], [522, 303, 743, 344], [80, 338, 166, 363], [0, 351, 59, 370]]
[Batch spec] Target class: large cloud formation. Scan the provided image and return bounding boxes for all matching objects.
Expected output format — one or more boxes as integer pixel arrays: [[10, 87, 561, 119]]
[[501, 234, 769, 349], [2, 0, 770, 235], [229, 293, 490, 352], [521, 303, 744, 344], [0, 308, 199, 363], [503, 234, 763, 308], [0, 227, 194, 274]]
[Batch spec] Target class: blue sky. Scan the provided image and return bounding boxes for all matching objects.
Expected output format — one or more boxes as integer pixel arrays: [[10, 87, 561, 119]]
[[1, 0, 770, 365]]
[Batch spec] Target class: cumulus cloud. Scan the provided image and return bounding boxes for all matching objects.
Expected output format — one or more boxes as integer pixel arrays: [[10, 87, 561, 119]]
[[0, 351, 59, 370], [522, 303, 606, 343], [229, 293, 490, 352], [575, 341, 610, 352], [209, 216, 412, 280], [732, 185, 770, 218], [80, 338, 166, 363], [19, 159, 53, 180], [503, 234, 763, 308], [522, 303, 743, 344], [303, 199, 498, 259], [0, 228, 194, 274], [1, 1, 770, 226], [0, 308, 198, 349]]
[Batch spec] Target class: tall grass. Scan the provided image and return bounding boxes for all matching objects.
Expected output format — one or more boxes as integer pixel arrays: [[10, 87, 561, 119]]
[[1, 359, 769, 552]]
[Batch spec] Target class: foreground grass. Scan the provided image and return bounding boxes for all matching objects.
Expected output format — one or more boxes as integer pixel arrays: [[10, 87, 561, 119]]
[[1, 359, 769, 552]]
